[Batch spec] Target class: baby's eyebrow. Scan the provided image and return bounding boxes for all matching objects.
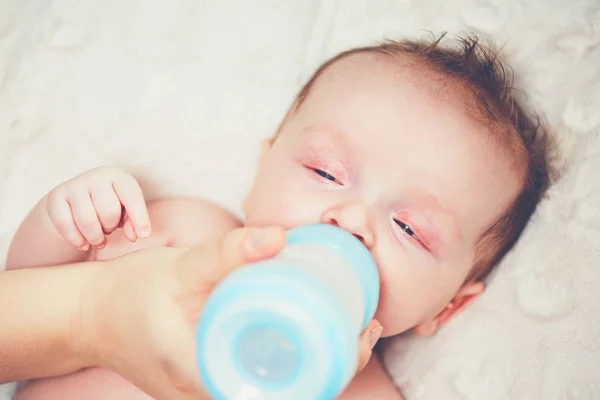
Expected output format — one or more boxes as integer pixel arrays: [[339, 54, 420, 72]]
[[302, 125, 355, 146], [299, 125, 360, 156]]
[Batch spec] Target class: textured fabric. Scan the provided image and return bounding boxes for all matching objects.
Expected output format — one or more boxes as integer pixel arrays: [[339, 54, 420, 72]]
[[1, 0, 599, 398]]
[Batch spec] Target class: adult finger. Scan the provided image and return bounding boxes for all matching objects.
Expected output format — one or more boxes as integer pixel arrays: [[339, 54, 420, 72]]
[[356, 319, 383, 374], [217, 226, 287, 274], [179, 226, 286, 285]]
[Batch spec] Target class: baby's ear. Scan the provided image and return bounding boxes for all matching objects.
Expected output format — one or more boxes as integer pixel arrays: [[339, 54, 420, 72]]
[[413, 280, 485, 337]]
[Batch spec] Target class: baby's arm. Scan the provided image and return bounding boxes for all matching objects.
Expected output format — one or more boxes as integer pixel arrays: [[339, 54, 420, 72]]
[[340, 356, 404, 399], [6, 167, 242, 271], [6, 194, 92, 269], [89, 197, 242, 261], [6, 167, 151, 270]]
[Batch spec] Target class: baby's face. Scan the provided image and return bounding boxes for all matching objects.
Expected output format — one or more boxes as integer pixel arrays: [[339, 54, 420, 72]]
[[243, 55, 523, 337]]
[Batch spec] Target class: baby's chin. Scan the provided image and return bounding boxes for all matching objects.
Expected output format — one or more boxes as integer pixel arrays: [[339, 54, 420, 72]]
[[374, 303, 417, 338]]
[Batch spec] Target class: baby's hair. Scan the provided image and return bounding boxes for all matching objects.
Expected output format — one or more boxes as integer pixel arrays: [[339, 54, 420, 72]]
[[291, 33, 551, 282]]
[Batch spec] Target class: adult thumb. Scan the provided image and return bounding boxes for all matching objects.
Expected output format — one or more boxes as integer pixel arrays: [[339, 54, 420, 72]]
[[218, 226, 286, 274], [177, 226, 287, 284]]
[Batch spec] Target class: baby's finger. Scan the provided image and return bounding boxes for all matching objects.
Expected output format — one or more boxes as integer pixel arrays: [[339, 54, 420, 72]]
[[356, 320, 383, 374], [46, 194, 89, 250], [90, 185, 123, 234], [70, 189, 106, 247], [112, 174, 151, 238], [122, 217, 138, 242]]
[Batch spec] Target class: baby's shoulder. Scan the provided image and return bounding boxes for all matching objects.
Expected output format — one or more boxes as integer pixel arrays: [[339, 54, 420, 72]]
[[146, 197, 243, 247]]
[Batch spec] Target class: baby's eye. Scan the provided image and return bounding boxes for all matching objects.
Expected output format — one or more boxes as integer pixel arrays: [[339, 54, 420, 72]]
[[313, 168, 340, 184], [394, 219, 420, 241]]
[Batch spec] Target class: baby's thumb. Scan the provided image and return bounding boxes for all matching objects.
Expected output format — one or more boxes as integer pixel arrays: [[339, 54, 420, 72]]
[[356, 320, 383, 374]]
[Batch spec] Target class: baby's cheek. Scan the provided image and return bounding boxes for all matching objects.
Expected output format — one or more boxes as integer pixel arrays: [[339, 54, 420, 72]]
[[372, 253, 440, 336], [244, 183, 295, 227], [244, 174, 321, 229], [374, 277, 416, 336]]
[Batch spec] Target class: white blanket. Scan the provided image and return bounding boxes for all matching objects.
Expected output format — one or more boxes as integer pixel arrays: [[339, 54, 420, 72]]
[[1, 0, 599, 399]]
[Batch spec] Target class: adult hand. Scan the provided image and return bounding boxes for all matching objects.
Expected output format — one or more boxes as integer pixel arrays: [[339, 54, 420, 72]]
[[83, 226, 287, 399], [79, 225, 381, 399]]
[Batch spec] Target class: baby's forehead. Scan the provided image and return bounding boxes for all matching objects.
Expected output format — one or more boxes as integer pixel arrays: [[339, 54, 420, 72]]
[[305, 51, 464, 104], [299, 52, 476, 142], [306, 52, 524, 167]]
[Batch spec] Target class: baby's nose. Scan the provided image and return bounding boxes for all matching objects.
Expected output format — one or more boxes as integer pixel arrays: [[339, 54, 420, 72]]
[[321, 203, 374, 248], [326, 217, 366, 243]]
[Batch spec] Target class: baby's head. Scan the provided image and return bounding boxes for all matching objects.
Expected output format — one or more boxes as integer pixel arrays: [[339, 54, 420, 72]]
[[243, 35, 550, 337]]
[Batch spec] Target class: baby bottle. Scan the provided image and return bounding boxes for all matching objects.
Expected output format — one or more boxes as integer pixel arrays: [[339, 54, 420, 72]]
[[195, 223, 380, 400]]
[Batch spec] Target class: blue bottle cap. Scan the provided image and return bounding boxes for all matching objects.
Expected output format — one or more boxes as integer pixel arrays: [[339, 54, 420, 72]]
[[196, 260, 356, 399]]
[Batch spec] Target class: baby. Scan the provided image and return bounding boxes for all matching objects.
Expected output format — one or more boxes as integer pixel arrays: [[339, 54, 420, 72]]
[[6, 34, 550, 399]]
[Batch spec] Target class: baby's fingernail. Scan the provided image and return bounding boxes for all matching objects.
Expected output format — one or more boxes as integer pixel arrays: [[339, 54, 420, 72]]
[[138, 226, 150, 238], [370, 326, 383, 349], [80, 243, 90, 251]]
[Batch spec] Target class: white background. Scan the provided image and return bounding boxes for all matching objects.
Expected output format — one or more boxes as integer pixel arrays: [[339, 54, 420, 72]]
[[1, 0, 599, 398]]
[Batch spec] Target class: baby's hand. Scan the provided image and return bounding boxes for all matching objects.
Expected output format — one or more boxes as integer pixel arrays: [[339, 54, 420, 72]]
[[46, 166, 151, 250]]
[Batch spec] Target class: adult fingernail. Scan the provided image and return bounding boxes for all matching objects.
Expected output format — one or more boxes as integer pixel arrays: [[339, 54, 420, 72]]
[[250, 229, 269, 250], [370, 326, 383, 349], [250, 227, 284, 250]]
